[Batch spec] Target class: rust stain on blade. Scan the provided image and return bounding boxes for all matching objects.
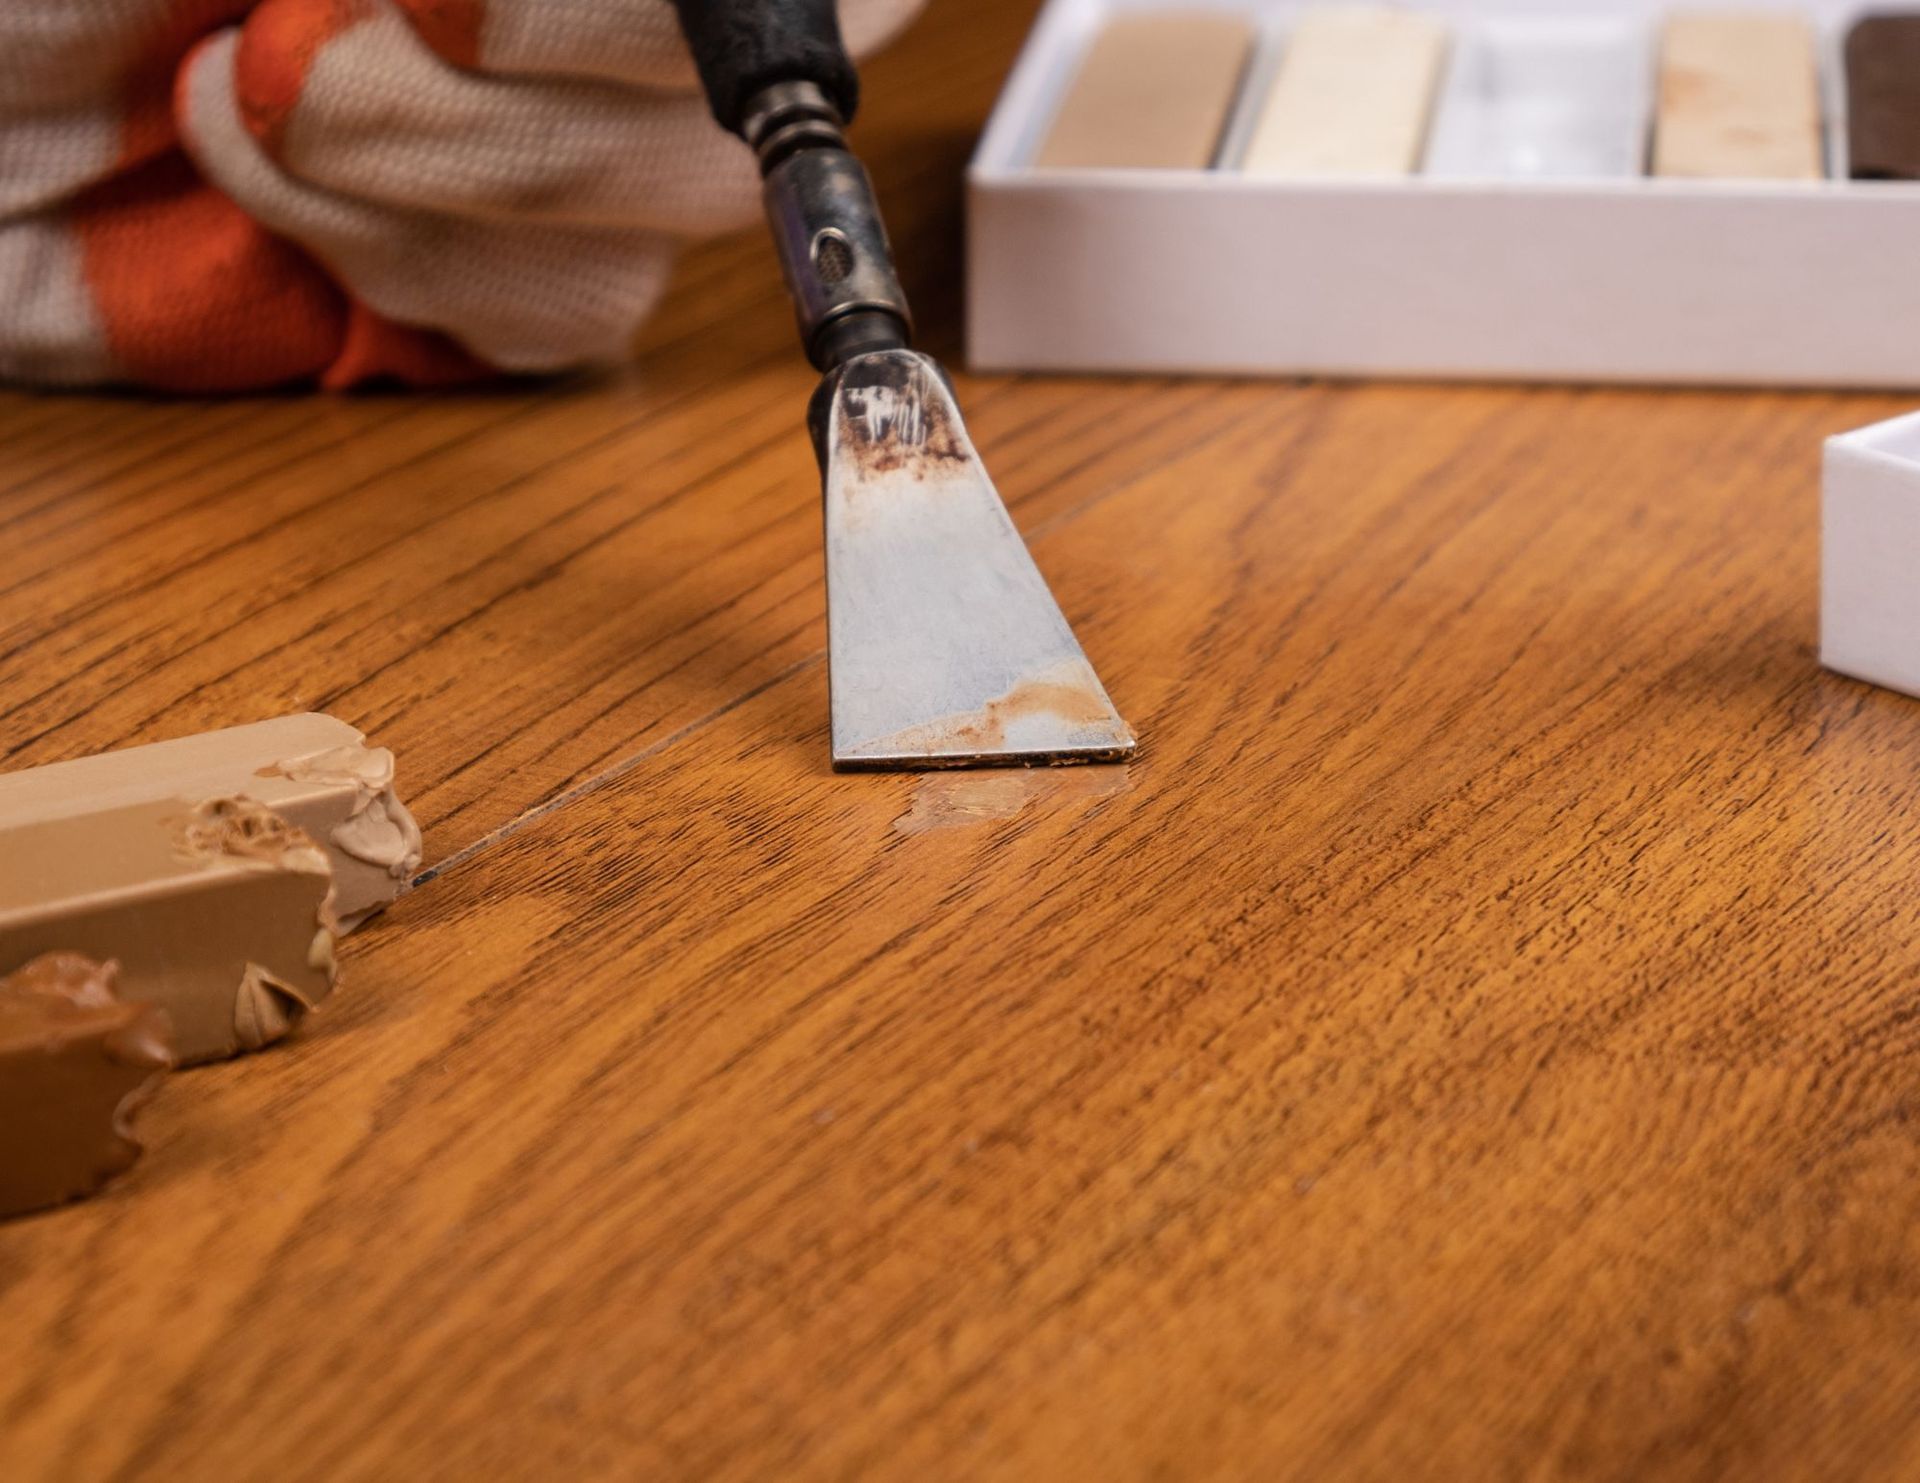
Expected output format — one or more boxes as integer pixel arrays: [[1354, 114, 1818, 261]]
[[852, 664, 1134, 764], [932, 677, 1121, 751], [835, 355, 971, 482]]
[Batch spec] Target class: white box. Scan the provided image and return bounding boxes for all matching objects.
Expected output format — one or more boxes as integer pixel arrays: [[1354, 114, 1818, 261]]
[[966, 0, 1920, 386], [1822, 412, 1920, 698]]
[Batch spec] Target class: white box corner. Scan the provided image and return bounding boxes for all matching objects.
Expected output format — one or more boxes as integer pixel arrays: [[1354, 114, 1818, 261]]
[[1822, 410, 1920, 698]]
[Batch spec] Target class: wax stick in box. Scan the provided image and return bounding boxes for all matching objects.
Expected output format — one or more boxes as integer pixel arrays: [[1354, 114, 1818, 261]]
[[1243, 7, 1450, 178], [1845, 14, 1920, 180], [1424, 17, 1650, 180], [1036, 12, 1256, 170], [1653, 13, 1824, 180]]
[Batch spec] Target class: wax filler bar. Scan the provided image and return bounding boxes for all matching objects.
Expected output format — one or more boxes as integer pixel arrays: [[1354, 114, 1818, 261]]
[[1035, 12, 1255, 169], [0, 713, 421, 930], [0, 797, 338, 1064], [1845, 15, 1920, 179], [1653, 13, 1823, 180], [1242, 6, 1449, 177], [1424, 17, 1650, 179], [0, 954, 172, 1219]]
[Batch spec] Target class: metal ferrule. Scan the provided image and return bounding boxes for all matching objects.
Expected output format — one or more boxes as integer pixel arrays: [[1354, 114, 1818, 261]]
[[742, 83, 913, 371]]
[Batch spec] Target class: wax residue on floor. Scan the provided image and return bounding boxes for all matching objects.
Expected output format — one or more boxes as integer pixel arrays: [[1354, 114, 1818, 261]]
[[891, 767, 1130, 837]]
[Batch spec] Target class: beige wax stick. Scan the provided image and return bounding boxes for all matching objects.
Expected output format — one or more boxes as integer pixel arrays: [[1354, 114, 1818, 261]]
[[1, 798, 338, 1064], [1035, 13, 1255, 169], [0, 713, 421, 930], [1243, 7, 1450, 177], [1654, 13, 1824, 180]]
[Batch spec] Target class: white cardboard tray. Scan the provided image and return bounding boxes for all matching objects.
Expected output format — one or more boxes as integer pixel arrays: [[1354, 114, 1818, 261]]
[[966, 0, 1920, 386], [1823, 411, 1920, 698]]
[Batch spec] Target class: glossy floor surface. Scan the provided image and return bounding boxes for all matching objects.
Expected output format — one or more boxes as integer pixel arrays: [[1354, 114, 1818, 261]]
[[5, 4, 1920, 1478]]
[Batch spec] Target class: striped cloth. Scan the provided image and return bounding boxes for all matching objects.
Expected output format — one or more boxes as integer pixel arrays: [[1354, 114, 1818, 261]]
[[0, 0, 922, 391]]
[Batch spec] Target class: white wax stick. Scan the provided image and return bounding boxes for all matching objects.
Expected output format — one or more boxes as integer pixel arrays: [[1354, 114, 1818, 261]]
[[1242, 6, 1450, 178], [1424, 18, 1650, 179]]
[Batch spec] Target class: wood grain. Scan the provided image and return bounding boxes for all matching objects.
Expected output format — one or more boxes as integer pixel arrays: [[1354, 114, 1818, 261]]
[[7, 2, 1920, 1479]]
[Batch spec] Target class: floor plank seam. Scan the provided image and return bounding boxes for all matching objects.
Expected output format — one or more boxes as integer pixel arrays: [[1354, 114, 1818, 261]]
[[400, 419, 1160, 894], [408, 653, 824, 890]]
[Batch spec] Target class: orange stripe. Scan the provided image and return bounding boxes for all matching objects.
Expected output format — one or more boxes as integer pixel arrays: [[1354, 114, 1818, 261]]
[[234, 0, 376, 158], [75, 6, 503, 392], [321, 304, 496, 390], [72, 151, 348, 392], [392, 0, 488, 69]]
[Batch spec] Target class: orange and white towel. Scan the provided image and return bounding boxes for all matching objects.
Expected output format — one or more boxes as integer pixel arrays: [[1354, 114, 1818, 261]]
[[0, 0, 922, 391]]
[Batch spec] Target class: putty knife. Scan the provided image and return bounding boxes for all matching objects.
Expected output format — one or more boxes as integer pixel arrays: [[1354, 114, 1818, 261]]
[[672, 0, 1136, 771]]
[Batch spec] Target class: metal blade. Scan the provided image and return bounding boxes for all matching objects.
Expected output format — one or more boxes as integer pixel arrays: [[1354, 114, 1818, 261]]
[[820, 350, 1136, 771]]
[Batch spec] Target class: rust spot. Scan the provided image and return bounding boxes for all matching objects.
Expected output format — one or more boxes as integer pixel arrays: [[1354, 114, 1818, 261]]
[[858, 664, 1133, 763], [835, 355, 971, 481], [924, 678, 1122, 752]]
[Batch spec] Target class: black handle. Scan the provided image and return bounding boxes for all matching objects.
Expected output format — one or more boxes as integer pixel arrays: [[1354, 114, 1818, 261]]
[[671, 0, 861, 137]]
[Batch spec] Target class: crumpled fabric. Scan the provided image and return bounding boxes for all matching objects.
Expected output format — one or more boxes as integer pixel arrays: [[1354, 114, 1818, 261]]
[[0, 0, 923, 390]]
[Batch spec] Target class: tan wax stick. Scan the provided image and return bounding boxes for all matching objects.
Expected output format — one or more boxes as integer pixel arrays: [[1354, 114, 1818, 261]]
[[1035, 12, 1255, 169], [1, 798, 338, 1064], [0, 954, 171, 1219], [0, 713, 421, 931], [1654, 13, 1824, 180], [1243, 7, 1450, 177]]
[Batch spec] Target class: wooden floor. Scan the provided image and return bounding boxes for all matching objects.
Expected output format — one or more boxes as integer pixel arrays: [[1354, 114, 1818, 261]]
[[8, 4, 1920, 1479]]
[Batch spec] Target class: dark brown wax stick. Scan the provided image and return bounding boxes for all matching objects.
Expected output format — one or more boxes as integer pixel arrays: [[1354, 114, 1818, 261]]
[[1846, 15, 1920, 179], [0, 954, 172, 1219]]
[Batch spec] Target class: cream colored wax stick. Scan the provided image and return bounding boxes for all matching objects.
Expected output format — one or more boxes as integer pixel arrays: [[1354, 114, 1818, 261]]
[[0, 713, 421, 930], [1, 798, 338, 1064], [1035, 12, 1256, 170], [1653, 13, 1824, 180], [1243, 6, 1450, 177]]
